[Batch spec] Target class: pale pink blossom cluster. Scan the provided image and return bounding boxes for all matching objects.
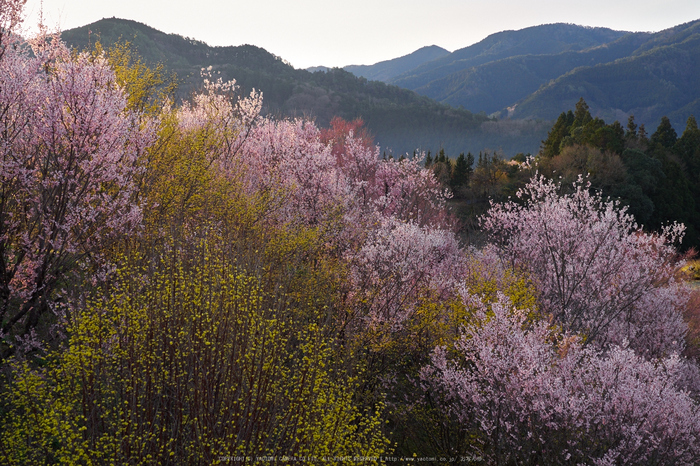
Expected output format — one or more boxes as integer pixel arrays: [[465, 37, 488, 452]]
[[234, 118, 344, 226], [175, 76, 262, 163], [347, 217, 465, 329], [0, 25, 156, 351], [422, 175, 700, 462], [481, 175, 688, 357], [423, 293, 700, 464], [331, 134, 453, 229]]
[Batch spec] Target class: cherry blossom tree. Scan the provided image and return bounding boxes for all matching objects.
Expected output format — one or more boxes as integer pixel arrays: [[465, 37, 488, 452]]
[[175, 73, 262, 162], [230, 112, 453, 232], [418, 175, 700, 462], [234, 117, 344, 227], [345, 217, 465, 330], [330, 128, 454, 230], [481, 175, 688, 358], [423, 292, 700, 464], [0, 29, 156, 355]]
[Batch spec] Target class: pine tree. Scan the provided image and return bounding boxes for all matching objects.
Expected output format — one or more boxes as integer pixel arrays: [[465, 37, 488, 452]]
[[651, 116, 678, 150], [450, 152, 473, 195], [674, 116, 700, 231], [573, 98, 592, 126], [626, 115, 638, 138], [639, 124, 648, 140], [437, 148, 446, 164], [541, 110, 574, 158], [647, 116, 697, 246]]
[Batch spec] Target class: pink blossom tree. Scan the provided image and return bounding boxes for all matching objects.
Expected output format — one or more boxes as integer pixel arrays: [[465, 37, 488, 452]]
[[332, 130, 454, 230], [481, 175, 688, 358], [175, 73, 262, 163], [345, 217, 465, 330], [0, 28, 156, 355], [419, 175, 700, 462], [229, 111, 454, 230], [423, 293, 700, 464], [234, 117, 343, 227], [228, 115, 460, 331]]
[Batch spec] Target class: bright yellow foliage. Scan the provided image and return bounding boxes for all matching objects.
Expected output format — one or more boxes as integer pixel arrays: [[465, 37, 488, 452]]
[[94, 41, 176, 115], [0, 235, 388, 463]]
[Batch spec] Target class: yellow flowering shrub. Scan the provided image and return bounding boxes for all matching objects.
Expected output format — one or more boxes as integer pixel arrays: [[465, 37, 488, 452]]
[[1, 234, 388, 464]]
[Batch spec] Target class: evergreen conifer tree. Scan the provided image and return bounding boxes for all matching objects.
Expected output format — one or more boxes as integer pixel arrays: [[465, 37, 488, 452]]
[[450, 152, 473, 195]]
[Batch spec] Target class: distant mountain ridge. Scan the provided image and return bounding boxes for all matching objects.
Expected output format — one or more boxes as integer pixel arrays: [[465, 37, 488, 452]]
[[343, 45, 450, 82], [508, 20, 700, 125], [388, 24, 629, 91], [61, 18, 547, 156], [340, 21, 700, 131], [415, 31, 652, 115]]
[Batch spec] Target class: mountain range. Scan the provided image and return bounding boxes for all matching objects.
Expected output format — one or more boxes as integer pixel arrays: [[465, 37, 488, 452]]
[[60, 18, 547, 156], [336, 20, 700, 130], [60, 18, 700, 157]]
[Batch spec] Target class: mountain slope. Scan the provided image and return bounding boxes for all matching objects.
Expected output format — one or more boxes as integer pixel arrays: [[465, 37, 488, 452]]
[[415, 32, 651, 114], [344, 45, 450, 82], [388, 24, 628, 91], [509, 20, 700, 126], [61, 18, 546, 156]]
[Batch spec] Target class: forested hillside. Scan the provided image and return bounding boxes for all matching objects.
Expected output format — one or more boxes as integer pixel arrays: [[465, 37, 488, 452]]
[[343, 45, 450, 82], [61, 18, 547, 156], [510, 20, 700, 125], [339, 20, 700, 133], [412, 31, 651, 114]]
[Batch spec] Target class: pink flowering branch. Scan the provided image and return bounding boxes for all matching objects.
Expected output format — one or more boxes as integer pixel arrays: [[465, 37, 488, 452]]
[[0, 31, 155, 355], [423, 292, 700, 464], [481, 175, 688, 357]]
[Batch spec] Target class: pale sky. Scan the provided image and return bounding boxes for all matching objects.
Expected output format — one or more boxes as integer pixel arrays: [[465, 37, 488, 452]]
[[22, 0, 700, 69]]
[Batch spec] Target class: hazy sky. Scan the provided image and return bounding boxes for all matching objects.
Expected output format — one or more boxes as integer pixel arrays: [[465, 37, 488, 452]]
[[22, 0, 700, 69]]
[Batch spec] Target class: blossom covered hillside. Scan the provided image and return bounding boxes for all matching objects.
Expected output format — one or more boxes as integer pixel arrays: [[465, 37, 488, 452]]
[[1, 1, 699, 463]]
